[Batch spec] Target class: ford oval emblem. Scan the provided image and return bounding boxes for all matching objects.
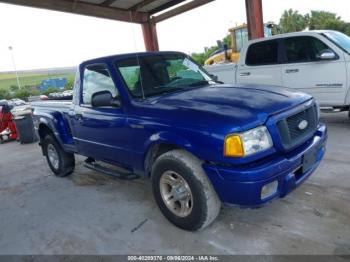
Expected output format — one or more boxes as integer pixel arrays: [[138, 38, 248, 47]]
[[298, 120, 308, 130]]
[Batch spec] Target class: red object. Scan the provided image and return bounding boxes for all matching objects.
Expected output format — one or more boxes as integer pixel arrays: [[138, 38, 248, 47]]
[[0, 105, 17, 141], [40, 95, 49, 100], [245, 0, 264, 40]]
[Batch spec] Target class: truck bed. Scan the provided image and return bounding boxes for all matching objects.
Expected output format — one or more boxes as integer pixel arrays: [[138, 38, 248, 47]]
[[31, 100, 72, 109], [31, 100, 74, 148]]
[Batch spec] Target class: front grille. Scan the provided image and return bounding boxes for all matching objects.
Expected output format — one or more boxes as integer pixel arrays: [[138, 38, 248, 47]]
[[277, 104, 318, 150]]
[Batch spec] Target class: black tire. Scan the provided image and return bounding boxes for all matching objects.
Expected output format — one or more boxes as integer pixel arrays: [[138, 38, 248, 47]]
[[42, 135, 75, 177], [151, 150, 221, 231]]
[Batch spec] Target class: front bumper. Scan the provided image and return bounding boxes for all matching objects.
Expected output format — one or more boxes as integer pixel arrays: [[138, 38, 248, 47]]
[[203, 123, 327, 207]]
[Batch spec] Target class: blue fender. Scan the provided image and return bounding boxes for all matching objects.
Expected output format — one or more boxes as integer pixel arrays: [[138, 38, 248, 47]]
[[37, 112, 74, 150], [146, 131, 194, 152], [142, 131, 195, 172]]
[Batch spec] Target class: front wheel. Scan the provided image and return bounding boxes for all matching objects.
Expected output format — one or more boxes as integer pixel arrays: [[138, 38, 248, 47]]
[[42, 135, 75, 177], [151, 150, 221, 231]]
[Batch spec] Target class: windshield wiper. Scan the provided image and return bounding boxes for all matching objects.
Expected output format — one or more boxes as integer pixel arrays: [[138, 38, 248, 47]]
[[145, 87, 186, 98], [188, 80, 212, 87]]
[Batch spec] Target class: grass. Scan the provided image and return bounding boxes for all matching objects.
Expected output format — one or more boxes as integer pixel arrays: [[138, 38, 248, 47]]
[[0, 72, 75, 90]]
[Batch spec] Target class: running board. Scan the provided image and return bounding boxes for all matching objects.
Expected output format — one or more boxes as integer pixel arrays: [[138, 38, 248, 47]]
[[83, 160, 140, 180], [321, 107, 348, 113]]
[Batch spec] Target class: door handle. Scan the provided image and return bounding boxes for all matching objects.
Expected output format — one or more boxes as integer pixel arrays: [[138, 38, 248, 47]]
[[75, 113, 83, 123], [285, 69, 299, 73], [240, 72, 251, 76], [68, 110, 75, 117]]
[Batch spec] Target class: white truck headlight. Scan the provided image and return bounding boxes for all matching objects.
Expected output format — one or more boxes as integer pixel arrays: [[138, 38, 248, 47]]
[[224, 126, 273, 157]]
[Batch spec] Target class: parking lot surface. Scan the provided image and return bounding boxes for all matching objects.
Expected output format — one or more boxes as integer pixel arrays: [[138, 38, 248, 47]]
[[0, 113, 349, 255]]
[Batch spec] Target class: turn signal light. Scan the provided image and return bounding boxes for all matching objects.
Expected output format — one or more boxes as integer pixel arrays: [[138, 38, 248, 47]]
[[224, 135, 244, 157]]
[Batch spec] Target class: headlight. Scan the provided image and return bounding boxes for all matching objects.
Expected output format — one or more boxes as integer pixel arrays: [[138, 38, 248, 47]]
[[224, 126, 273, 157]]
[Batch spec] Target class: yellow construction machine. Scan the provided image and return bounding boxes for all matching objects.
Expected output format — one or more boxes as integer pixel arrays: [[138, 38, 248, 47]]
[[204, 22, 280, 65]]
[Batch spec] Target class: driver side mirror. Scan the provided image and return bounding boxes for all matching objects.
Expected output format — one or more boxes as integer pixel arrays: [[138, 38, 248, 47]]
[[210, 74, 219, 81], [317, 49, 337, 60], [91, 90, 121, 107], [210, 74, 223, 83]]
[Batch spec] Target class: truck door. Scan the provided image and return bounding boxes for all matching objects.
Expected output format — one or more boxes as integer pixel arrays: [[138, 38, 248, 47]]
[[72, 63, 129, 165], [236, 39, 283, 86], [281, 36, 347, 106]]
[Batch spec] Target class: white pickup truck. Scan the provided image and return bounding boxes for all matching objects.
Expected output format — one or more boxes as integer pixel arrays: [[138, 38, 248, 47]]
[[205, 30, 350, 112]]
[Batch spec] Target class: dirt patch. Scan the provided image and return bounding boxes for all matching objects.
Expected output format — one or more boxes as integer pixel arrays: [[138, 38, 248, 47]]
[[0, 184, 26, 195], [69, 172, 114, 186]]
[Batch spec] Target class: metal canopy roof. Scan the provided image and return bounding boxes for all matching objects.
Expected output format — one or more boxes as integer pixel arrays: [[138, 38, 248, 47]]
[[80, 0, 187, 14], [0, 0, 214, 24], [0, 0, 264, 52]]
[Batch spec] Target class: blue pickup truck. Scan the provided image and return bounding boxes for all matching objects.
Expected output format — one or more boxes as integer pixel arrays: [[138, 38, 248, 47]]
[[32, 51, 327, 231]]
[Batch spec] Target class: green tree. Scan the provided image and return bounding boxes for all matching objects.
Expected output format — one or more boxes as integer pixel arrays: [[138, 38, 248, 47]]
[[308, 10, 350, 35], [64, 79, 74, 90], [309, 11, 342, 30], [191, 45, 219, 65], [279, 9, 350, 35], [345, 23, 350, 36], [191, 34, 232, 65], [42, 87, 60, 96], [191, 52, 207, 65], [9, 85, 19, 92], [14, 88, 31, 101], [279, 9, 308, 33], [30, 89, 40, 96], [223, 34, 232, 48], [10, 86, 39, 100], [0, 89, 11, 100]]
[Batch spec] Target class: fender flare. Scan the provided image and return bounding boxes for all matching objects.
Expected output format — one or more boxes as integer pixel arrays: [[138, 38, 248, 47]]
[[143, 131, 195, 173], [37, 115, 65, 148]]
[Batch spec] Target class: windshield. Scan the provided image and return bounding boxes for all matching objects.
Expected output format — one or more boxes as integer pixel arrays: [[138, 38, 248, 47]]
[[322, 31, 350, 54], [114, 53, 215, 98]]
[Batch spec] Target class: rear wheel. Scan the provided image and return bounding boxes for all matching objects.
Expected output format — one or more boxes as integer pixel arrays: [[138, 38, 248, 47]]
[[42, 135, 75, 177], [152, 150, 221, 231]]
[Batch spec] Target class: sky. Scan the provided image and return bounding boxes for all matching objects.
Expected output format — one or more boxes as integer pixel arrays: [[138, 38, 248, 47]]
[[0, 0, 350, 71]]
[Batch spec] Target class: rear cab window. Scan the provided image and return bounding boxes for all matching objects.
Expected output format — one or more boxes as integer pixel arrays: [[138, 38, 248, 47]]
[[245, 40, 279, 66], [81, 64, 119, 105]]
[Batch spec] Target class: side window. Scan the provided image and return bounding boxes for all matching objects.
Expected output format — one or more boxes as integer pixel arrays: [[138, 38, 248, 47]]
[[119, 66, 140, 91], [246, 40, 279, 66], [313, 38, 330, 54], [82, 64, 118, 105], [284, 36, 331, 63]]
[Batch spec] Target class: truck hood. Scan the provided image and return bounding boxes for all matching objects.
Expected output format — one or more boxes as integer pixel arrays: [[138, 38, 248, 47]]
[[147, 84, 312, 131]]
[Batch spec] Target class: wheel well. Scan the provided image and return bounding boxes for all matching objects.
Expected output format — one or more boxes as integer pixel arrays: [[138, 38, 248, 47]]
[[38, 124, 53, 141], [144, 143, 179, 176]]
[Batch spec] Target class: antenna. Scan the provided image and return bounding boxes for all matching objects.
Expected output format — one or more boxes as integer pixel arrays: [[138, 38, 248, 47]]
[[8, 46, 21, 89], [129, 11, 145, 99]]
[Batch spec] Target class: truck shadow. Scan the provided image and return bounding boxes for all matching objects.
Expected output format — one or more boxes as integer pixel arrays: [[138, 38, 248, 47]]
[[320, 112, 350, 125]]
